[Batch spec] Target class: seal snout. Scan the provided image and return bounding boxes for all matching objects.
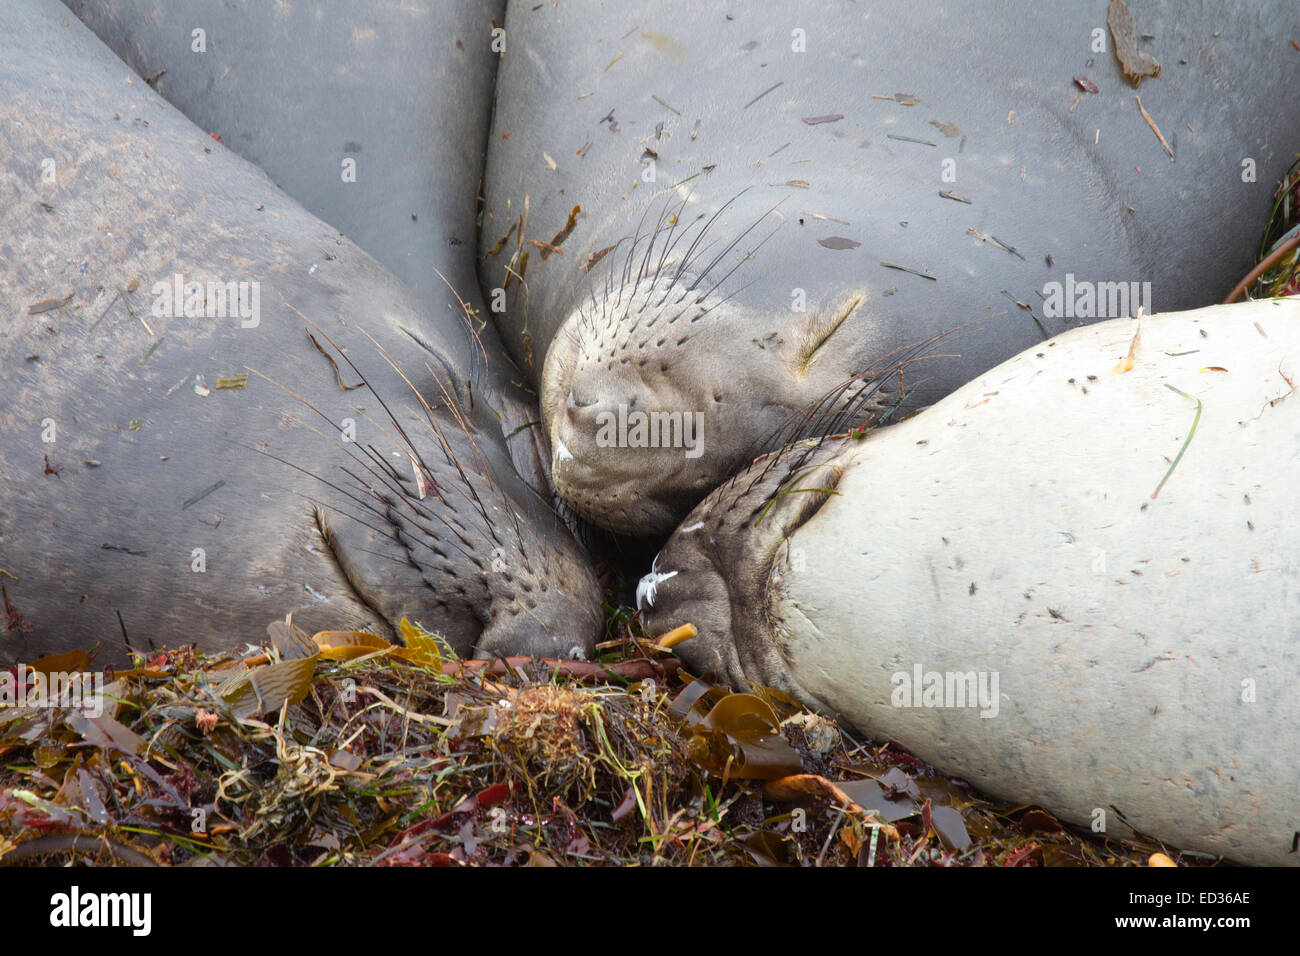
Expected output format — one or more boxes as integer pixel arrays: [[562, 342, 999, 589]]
[[642, 440, 845, 693], [638, 541, 739, 685], [540, 274, 866, 535], [546, 391, 691, 535], [541, 306, 716, 535]]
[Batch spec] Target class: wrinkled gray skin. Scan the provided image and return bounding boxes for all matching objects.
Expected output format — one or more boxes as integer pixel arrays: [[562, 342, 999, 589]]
[[0, 0, 601, 666], [65, 0, 554, 494], [66, 0, 495, 316], [480, 0, 1300, 535]]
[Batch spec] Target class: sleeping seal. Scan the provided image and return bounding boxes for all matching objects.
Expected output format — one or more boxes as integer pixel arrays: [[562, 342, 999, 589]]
[[480, 0, 1300, 535], [643, 298, 1300, 865], [62, 0, 559, 492], [0, 0, 601, 665]]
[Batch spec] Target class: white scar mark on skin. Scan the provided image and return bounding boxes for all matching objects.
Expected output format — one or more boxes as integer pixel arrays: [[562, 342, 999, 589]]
[[636, 555, 678, 609], [554, 439, 574, 466], [681, 521, 704, 532]]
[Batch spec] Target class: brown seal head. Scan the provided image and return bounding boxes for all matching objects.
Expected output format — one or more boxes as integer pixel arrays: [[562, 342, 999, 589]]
[[539, 193, 879, 536]]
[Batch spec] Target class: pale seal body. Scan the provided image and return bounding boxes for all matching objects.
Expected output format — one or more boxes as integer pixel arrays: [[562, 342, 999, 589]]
[[644, 298, 1300, 865], [480, 0, 1300, 534], [0, 0, 600, 665]]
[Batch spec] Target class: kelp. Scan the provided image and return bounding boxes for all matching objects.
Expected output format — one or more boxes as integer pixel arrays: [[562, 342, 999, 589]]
[[1250, 155, 1300, 299], [1, 611, 1201, 867]]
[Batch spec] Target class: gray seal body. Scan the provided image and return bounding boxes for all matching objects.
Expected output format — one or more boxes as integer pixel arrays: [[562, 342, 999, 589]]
[[480, 0, 1300, 534], [0, 0, 601, 665]]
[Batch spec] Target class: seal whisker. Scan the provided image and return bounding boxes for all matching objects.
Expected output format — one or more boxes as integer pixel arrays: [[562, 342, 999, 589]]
[[286, 314, 447, 494], [649, 186, 699, 292], [669, 186, 751, 288], [661, 181, 707, 252], [231, 366, 500, 590], [698, 216, 786, 302], [690, 274, 760, 319], [417, 363, 521, 546], [230, 442, 403, 543], [240, 367, 431, 511], [263, 312, 530, 572], [619, 204, 658, 300], [686, 194, 789, 295], [356, 329, 505, 532], [630, 191, 679, 294], [605, 233, 630, 313]]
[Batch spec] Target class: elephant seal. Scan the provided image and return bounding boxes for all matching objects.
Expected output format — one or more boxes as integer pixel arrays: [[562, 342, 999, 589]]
[[62, 0, 502, 330], [0, 0, 601, 666], [62, 0, 560, 494], [480, 0, 1300, 535], [643, 298, 1300, 865]]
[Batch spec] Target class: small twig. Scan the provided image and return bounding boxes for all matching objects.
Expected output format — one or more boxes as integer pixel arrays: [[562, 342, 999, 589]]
[[1222, 233, 1300, 303], [816, 804, 848, 867], [1136, 95, 1174, 161]]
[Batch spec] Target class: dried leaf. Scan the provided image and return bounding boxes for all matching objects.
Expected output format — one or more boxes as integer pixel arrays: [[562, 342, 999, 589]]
[[1108, 0, 1161, 86]]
